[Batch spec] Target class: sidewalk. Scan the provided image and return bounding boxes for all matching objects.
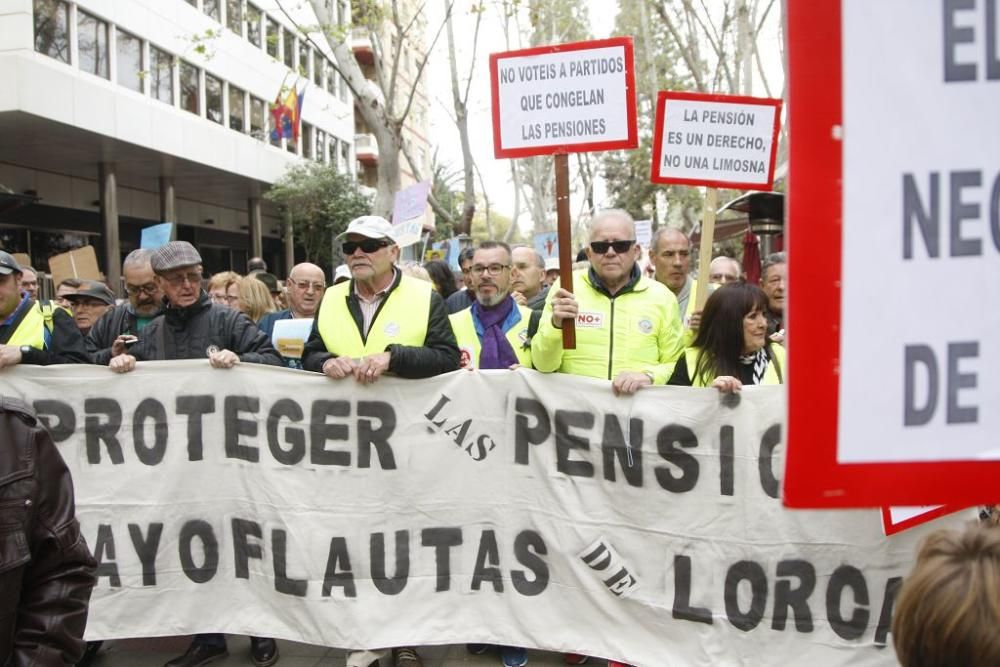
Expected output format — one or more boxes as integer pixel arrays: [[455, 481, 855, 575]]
[[85, 637, 592, 667]]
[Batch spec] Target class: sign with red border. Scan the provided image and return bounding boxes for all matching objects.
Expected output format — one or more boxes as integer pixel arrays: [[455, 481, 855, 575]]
[[650, 91, 781, 190], [489, 37, 638, 159], [783, 1, 1000, 507]]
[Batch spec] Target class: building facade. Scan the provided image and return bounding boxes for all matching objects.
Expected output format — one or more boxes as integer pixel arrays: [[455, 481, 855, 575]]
[[0, 0, 354, 286]]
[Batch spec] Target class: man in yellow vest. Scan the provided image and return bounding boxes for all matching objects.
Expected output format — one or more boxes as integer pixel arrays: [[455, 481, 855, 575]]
[[303, 215, 459, 387], [0, 251, 89, 367], [450, 241, 534, 372], [302, 215, 458, 667], [532, 210, 685, 396]]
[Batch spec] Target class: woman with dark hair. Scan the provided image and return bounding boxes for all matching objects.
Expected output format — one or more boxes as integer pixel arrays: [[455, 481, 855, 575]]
[[667, 282, 785, 392], [423, 259, 458, 299]]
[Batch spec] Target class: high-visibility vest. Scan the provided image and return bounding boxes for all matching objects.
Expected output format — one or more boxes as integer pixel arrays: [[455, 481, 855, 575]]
[[5, 301, 59, 349], [683, 344, 786, 387], [449, 304, 533, 369], [316, 275, 432, 357]]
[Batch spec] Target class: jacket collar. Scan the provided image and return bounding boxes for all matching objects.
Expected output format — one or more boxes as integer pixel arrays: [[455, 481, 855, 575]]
[[163, 290, 212, 324]]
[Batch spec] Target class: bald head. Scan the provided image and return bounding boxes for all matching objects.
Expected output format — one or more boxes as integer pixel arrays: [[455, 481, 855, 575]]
[[286, 262, 326, 318], [709, 256, 741, 284]]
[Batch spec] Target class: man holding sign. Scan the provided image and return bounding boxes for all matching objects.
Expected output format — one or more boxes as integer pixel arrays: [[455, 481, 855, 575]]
[[532, 209, 685, 395]]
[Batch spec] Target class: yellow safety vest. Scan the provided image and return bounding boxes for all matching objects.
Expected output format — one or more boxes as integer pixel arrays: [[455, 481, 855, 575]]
[[531, 270, 684, 383], [684, 344, 786, 387], [317, 274, 432, 357], [449, 304, 533, 370], [5, 301, 59, 350]]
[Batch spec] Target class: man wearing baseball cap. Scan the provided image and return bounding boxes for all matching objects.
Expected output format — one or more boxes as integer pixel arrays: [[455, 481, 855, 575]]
[[65, 280, 116, 336], [0, 250, 89, 367], [302, 215, 459, 667], [107, 240, 281, 667]]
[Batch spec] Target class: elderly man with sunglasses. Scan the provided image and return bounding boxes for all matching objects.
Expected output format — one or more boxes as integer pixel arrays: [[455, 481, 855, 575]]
[[531, 209, 685, 397], [86, 249, 164, 364]]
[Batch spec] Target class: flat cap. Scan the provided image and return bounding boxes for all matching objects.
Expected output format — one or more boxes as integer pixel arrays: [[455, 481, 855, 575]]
[[65, 280, 116, 305], [0, 250, 23, 276], [150, 241, 202, 274]]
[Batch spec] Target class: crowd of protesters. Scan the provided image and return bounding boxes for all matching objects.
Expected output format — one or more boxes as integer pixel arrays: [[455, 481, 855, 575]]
[[0, 211, 993, 667]]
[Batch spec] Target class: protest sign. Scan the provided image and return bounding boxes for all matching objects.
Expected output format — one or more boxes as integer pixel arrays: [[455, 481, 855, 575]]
[[140, 222, 174, 249], [650, 91, 782, 190], [533, 231, 558, 261], [48, 245, 101, 287], [784, 0, 1000, 507], [0, 363, 964, 666], [490, 37, 637, 159], [391, 181, 431, 249]]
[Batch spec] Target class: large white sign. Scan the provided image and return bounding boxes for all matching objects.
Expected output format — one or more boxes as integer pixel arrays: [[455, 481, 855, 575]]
[[838, 0, 998, 463], [490, 38, 637, 158], [651, 92, 781, 190], [0, 363, 959, 666]]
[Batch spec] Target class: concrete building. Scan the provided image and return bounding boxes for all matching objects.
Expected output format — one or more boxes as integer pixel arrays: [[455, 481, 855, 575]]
[[0, 0, 354, 287]]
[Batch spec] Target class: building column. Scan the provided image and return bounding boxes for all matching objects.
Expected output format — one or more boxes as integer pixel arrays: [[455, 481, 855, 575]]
[[159, 176, 176, 222], [99, 163, 120, 290], [283, 212, 294, 276], [248, 197, 263, 259]]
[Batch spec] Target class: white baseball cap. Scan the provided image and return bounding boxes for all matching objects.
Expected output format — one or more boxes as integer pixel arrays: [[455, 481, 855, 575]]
[[336, 215, 394, 240]]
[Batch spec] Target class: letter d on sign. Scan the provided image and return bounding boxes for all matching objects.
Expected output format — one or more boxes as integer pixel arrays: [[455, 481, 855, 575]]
[[904, 345, 938, 426]]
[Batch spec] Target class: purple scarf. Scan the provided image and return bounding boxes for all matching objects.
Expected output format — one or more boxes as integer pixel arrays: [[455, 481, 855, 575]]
[[472, 296, 519, 369]]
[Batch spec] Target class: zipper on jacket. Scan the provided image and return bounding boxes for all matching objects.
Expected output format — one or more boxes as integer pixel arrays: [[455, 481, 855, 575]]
[[606, 297, 617, 380]]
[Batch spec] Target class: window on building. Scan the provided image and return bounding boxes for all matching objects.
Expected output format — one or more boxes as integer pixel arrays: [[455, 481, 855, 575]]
[[77, 10, 109, 79], [179, 61, 200, 115], [312, 50, 323, 87], [337, 0, 346, 27], [265, 17, 279, 58], [246, 3, 261, 47], [316, 130, 326, 164], [341, 141, 350, 173], [329, 136, 339, 169], [250, 96, 266, 140], [283, 29, 295, 69], [325, 59, 336, 95], [206, 74, 224, 124], [150, 46, 173, 104], [298, 41, 309, 77], [339, 72, 348, 102], [228, 84, 245, 132], [116, 29, 143, 92], [226, 0, 243, 34], [203, 0, 221, 22], [286, 131, 297, 155], [302, 123, 313, 159], [33, 0, 70, 64]]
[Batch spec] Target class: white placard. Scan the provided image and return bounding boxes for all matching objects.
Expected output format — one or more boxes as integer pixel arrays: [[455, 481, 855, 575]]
[[838, 0, 999, 463]]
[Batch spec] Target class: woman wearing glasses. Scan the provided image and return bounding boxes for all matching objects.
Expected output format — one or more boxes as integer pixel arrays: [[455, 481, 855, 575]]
[[667, 282, 785, 391], [207, 270, 241, 309]]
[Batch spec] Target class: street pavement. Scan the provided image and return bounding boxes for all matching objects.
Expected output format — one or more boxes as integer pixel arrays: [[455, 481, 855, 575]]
[[85, 637, 595, 667]]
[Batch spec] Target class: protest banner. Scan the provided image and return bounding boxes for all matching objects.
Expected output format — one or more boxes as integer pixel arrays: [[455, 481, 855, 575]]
[[0, 363, 965, 666], [650, 91, 782, 312], [491, 37, 638, 349], [784, 0, 1000, 507]]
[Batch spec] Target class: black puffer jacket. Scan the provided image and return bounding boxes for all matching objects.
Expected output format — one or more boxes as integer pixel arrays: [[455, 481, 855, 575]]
[[0, 396, 96, 665], [129, 291, 281, 365]]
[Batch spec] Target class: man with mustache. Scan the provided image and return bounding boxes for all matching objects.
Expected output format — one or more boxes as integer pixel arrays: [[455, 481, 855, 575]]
[[86, 249, 164, 364]]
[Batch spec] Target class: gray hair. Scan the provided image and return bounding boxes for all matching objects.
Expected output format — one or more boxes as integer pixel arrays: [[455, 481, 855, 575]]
[[123, 248, 153, 271], [761, 252, 786, 280], [589, 209, 635, 238]]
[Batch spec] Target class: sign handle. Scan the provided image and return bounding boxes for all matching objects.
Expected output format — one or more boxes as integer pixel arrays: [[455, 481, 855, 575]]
[[694, 186, 718, 310], [554, 153, 576, 350]]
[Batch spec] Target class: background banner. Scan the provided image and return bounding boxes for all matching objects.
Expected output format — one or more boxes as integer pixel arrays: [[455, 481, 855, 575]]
[[0, 363, 963, 666]]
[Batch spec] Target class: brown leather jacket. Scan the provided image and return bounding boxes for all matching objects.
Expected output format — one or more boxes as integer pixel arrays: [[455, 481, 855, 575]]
[[0, 397, 96, 665]]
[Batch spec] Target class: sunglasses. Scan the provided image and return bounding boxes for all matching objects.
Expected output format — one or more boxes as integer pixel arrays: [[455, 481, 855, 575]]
[[590, 240, 635, 254], [342, 238, 393, 255]]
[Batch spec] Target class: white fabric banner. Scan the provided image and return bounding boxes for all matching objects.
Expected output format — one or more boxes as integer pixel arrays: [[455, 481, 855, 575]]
[[0, 362, 962, 666]]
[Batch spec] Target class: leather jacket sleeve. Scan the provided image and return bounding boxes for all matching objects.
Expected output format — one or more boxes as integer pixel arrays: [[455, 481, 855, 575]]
[[0, 400, 97, 665]]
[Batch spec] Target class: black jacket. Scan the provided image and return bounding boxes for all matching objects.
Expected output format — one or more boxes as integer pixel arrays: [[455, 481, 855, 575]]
[[129, 291, 281, 365], [0, 299, 90, 366], [0, 396, 97, 664], [86, 303, 162, 365], [302, 271, 460, 378]]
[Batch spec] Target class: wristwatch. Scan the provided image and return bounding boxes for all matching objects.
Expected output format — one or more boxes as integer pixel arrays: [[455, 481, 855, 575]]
[[19, 345, 31, 357]]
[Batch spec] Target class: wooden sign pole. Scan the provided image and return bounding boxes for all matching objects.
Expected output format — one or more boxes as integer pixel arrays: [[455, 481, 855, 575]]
[[554, 153, 576, 349], [693, 186, 718, 310]]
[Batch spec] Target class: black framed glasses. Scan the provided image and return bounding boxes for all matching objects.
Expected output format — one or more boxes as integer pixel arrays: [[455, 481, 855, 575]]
[[342, 238, 393, 255], [470, 263, 510, 276], [590, 240, 635, 254], [125, 283, 158, 296]]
